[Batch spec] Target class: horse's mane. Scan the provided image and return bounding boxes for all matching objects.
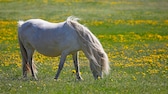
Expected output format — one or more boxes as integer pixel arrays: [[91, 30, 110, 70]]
[[66, 16, 110, 75]]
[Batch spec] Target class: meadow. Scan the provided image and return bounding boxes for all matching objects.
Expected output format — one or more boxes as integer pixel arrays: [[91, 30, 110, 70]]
[[0, 0, 168, 94]]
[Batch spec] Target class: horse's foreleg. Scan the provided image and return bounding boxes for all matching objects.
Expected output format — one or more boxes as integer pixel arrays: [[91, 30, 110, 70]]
[[54, 51, 68, 80], [72, 52, 83, 80]]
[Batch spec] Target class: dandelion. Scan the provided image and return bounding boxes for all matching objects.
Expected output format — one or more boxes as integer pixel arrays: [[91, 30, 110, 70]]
[[90, 20, 104, 26], [136, 72, 140, 75], [4, 62, 10, 66], [147, 69, 159, 74], [43, 84, 46, 87], [165, 66, 168, 71], [97, 76, 101, 80], [37, 87, 40, 89], [164, 20, 168, 25], [142, 72, 146, 78], [52, 66, 58, 71], [132, 75, 137, 81], [138, 50, 143, 53], [72, 70, 76, 74], [43, 0, 48, 3]]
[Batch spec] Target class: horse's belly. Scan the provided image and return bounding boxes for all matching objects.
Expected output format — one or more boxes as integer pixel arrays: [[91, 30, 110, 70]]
[[36, 47, 61, 57], [33, 40, 80, 57]]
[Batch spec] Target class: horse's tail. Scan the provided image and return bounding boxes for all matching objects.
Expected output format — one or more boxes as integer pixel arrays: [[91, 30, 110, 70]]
[[18, 21, 38, 76], [66, 16, 110, 75], [18, 20, 24, 27]]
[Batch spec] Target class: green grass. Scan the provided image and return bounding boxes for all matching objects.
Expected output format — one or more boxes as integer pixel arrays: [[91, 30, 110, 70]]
[[0, 0, 168, 94]]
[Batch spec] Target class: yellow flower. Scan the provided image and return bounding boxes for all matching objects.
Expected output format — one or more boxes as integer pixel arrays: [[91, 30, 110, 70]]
[[132, 75, 137, 81], [142, 72, 146, 78], [72, 70, 76, 74]]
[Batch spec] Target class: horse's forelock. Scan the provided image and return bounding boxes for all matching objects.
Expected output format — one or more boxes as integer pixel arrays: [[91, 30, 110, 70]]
[[100, 51, 110, 75], [67, 16, 80, 22]]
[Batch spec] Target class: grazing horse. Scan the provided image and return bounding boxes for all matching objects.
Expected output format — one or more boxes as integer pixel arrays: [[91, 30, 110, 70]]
[[18, 16, 110, 80]]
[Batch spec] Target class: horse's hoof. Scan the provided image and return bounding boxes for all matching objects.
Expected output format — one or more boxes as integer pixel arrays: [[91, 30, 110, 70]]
[[30, 77, 38, 81], [22, 77, 28, 81], [34, 78, 38, 81], [76, 77, 84, 81], [54, 78, 61, 81]]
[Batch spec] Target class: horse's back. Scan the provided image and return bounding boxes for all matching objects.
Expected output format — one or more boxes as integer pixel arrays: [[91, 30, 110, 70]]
[[22, 19, 61, 29], [18, 19, 66, 40], [18, 19, 80, 57]]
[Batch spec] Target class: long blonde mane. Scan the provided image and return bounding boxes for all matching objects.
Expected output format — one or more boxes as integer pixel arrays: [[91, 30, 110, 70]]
[[66, 16, 110, 76]]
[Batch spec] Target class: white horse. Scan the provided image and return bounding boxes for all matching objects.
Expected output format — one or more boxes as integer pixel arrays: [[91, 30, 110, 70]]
[[18, 16, 110, 80]]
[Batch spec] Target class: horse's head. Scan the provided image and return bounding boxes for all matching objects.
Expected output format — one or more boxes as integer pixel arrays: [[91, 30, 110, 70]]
[[90, 62, 103, 79], [90, 51, 109, 79], [67, 17, 110, 79]]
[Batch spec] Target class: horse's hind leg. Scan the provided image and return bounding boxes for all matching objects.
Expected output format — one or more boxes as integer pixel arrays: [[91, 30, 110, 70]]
[[20, 49, 28, 79], [18, 38, 28, 79], [26, 47, 37, 80], [72, 52, 83, 80], [22, 59, 28, 78]]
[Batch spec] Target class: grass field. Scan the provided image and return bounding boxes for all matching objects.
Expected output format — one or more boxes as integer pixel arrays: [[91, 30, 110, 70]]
[[0, 0, 168, 94]]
